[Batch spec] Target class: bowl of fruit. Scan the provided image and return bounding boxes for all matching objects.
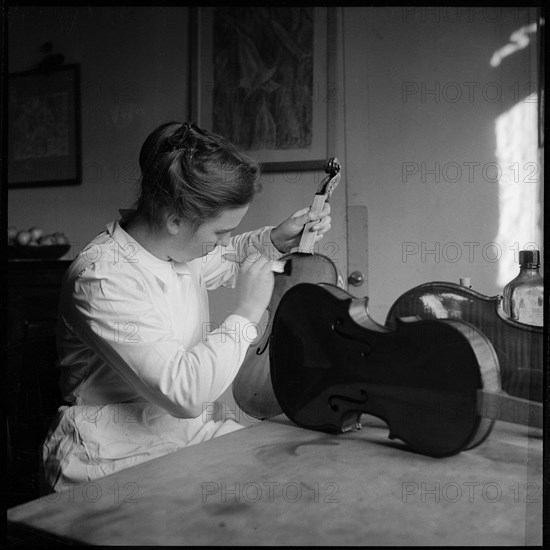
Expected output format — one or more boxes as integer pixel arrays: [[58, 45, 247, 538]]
[[8, 226, 71, 259]]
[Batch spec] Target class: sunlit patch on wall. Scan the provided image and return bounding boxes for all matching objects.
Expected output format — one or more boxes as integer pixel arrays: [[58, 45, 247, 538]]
[[493, 94, 541, 288]]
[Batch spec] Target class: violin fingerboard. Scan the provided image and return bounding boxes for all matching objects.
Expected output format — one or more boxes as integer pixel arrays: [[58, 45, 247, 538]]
[[296, 194, 327, 254]]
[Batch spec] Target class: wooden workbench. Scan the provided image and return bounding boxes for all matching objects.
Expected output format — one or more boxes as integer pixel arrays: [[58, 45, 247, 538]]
[[7, 414, 543, 546]]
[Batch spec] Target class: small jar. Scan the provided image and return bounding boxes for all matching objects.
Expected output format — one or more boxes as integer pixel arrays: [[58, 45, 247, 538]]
[[502, 250, 543, 326]]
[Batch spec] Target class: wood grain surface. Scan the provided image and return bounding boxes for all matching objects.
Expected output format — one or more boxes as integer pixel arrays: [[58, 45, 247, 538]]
[[8, 414, 542, 546]]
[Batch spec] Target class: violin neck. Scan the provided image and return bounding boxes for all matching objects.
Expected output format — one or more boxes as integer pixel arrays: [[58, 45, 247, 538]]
[[477, 390, 543, 429], [294, 193, 327, 254]]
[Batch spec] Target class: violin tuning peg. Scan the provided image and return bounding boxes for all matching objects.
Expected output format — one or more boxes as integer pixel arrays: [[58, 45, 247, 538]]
[[324, 158, 335, 172], [324, 157, 341, 176]]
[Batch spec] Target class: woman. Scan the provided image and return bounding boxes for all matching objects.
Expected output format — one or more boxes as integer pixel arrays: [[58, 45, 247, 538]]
[[42, 121, 331, 491]]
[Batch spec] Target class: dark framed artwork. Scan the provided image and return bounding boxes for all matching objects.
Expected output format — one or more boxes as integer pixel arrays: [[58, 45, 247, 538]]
[[8, 63, 81, 188], [191, 7, 331, 172]]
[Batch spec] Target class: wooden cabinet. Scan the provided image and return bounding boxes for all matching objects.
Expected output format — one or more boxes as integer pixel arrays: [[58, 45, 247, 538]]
[[6, 260, 71, 508]]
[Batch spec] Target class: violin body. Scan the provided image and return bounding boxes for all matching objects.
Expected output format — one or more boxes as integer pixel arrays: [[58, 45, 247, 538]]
[[270, 283, 501, 457], [385, 282, 543, 402], [232, 158, 342, 420], [232, 253, 340, 419]]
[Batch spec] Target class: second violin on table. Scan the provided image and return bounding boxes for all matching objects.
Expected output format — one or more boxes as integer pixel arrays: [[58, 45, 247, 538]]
[[269, 283, 542, 457]]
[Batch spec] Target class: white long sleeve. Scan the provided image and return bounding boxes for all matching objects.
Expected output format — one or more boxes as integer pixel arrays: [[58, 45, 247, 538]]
[[57, 220, 281, 418]]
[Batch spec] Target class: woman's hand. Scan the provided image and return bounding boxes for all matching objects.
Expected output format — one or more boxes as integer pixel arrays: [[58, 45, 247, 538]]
[[234, 251, 275, 324], [270, 203, 332, 254]]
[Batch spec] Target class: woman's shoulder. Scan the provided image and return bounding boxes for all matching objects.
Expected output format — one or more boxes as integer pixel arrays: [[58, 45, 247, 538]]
[[65, 229, 145, 285]]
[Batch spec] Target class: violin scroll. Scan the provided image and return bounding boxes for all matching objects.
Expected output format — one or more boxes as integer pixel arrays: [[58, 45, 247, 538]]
[[317, 157, 341, 197]]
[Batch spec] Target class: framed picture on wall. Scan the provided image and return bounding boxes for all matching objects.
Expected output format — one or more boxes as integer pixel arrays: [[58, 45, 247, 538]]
[[8, 63, 81, 188], [190, 7, 332, 172]]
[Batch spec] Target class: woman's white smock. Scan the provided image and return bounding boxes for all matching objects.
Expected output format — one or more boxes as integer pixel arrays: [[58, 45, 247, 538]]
[[42, 219, 281, 491]]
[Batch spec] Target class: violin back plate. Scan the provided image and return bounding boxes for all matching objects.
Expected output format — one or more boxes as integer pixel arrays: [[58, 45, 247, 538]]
[[232, 254, 340, 419], [385, 282, 543, 402], [270, 283, 499, 457]]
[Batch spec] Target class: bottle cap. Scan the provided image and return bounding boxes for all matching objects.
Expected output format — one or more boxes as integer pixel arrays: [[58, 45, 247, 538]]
[[519, 249, 540, 266]]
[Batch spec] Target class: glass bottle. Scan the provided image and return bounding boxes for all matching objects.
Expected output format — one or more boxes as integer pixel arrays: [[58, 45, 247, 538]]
[[502, 250, 544, 326]]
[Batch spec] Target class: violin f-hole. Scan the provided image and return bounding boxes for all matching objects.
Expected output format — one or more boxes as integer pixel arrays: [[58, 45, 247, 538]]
[[256, 334, 271, 356]]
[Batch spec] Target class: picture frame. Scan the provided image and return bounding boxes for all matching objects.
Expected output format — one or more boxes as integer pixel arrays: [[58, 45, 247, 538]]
[[190, 7, 330, 172], [8, 63, 81, 188]]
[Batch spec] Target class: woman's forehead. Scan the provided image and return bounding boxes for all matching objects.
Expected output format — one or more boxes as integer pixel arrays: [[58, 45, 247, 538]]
[[208, 205, 249, 229]]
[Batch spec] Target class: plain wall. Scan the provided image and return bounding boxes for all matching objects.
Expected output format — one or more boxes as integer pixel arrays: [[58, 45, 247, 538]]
[[342, 6, 542, 321]]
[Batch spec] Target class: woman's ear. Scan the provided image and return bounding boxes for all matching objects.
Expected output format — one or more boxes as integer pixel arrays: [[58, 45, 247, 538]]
[[166, 214, 181, 236]]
